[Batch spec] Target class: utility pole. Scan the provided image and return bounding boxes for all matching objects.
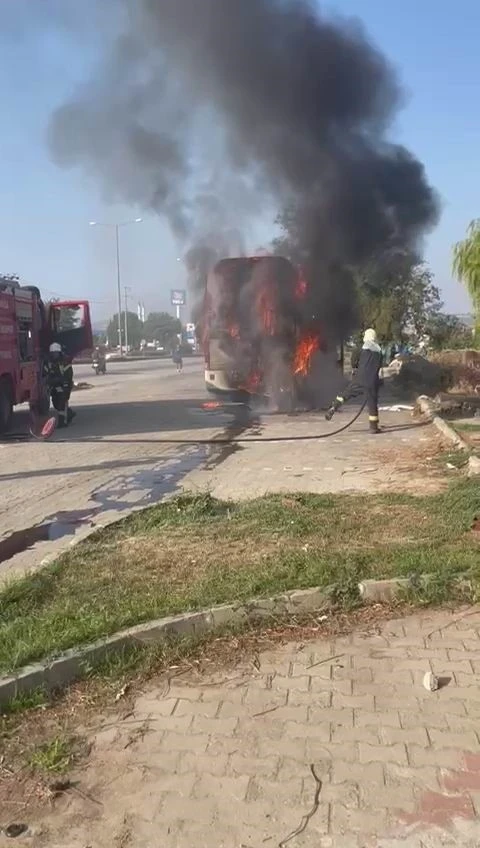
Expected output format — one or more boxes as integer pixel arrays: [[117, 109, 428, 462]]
[[115, 224, 123, 355], [124, 286, 132, 353]]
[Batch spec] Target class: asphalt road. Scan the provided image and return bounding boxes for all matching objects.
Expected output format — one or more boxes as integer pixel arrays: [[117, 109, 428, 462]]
[[0, 358, 437, 584], [0, 357, 234, 582]]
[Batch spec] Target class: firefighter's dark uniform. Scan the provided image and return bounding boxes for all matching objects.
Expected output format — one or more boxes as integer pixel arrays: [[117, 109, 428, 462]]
[[350, 342, 362, 376], [44, 356, 74, 427], [325, 333, 383, 433]]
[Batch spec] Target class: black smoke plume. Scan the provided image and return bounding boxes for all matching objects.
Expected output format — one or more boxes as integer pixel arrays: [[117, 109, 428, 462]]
[[49, 0, 439, 342]]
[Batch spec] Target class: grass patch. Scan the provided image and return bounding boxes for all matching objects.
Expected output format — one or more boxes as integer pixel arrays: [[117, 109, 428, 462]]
[[29, 735, 73, 774], [403, 569, 479, 607], [454, 422, 480, 433], [433, 449, 471, 469], [1, 689, 47, 716], [1, 484, 479, 674], [452, 422, 480, 453]]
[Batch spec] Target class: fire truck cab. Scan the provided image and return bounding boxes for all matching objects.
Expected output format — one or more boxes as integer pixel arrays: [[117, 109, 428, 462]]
[[0, 280, 92, 433]]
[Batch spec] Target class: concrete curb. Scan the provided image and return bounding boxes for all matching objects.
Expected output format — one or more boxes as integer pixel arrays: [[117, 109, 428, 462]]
[[358, 578, 410, 603], [416, 394, 470, 450], [0, 577, 423, 707], [416, 394, 479, 476]]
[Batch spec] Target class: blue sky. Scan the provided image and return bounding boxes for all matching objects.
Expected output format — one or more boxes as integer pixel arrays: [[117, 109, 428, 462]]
[[0, 0, 478, 322]]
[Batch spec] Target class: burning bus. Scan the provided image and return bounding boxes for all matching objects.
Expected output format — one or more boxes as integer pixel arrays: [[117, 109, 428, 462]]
[[200, 255, 343, 409]]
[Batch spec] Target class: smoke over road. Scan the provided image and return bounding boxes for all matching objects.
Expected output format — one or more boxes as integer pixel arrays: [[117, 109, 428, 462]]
[[49, 0, 439, 338]]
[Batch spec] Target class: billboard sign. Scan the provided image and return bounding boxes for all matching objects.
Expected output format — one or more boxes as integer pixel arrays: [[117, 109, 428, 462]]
[[171, 289, 186, 307]]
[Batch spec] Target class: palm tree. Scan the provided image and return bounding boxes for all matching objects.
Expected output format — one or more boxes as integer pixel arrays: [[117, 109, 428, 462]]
[[452, 219, 480, 336]]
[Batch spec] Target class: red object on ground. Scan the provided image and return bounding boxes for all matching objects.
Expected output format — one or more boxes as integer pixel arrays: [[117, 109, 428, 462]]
[[201, 401, 223, 409], [40, 416, 57, 438], [29, 415, 57, 440]]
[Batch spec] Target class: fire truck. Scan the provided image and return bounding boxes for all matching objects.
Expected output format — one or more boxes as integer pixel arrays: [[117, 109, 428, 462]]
[[0, 280, 93, 433]]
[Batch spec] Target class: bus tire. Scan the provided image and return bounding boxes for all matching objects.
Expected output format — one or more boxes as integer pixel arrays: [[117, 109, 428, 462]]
[[0, 377, 13, 434]]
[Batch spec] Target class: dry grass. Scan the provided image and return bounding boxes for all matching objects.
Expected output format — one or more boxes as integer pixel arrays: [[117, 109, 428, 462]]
[[372, 436, 453, 494]]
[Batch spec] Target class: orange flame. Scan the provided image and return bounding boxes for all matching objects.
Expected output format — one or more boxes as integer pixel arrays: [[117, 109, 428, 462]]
[[293, 332, 320, 376]]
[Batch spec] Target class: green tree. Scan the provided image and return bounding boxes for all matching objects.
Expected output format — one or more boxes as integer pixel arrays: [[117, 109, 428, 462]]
[[452, 219, 480, 336], [107, 311, 143, 349], [425, 313, 474, 351], [143, 312, 181, 349], [356, 257, 442, 342]]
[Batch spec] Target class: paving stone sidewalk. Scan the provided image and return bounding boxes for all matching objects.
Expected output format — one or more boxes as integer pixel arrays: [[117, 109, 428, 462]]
[[186, 405, 446, 498], [26, 607, 480, 848]]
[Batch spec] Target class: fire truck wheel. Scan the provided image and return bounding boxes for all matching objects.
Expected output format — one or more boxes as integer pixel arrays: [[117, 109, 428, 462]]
[[0, 377, 13, 434]]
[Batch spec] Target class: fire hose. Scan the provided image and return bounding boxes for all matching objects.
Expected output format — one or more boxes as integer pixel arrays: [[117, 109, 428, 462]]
[[106, 400, 368, 445], [2, 400, 367, 444]]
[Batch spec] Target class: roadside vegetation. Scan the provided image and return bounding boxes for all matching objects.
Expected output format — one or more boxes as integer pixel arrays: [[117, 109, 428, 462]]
[[451, 421, 480, 453], [454, 422, 480, 432], [1, 482, 479, 674]]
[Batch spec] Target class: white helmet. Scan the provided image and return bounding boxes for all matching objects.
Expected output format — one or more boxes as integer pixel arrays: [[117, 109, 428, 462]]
[[363, 328, 378, 344], [49, 342, 62, 353]]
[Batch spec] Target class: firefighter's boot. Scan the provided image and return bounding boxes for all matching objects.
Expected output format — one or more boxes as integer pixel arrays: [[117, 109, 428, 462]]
[[369, 417, 381, 434], [57, 407, 68, 428], [325, 397, 343, 421]]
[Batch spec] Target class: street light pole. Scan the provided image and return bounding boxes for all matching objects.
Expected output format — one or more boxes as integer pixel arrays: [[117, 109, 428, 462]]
[[89, 218, 143, 357], [175, 256, 183, 324], [115, 224, 123, 356], [124, 286, 132, 353]]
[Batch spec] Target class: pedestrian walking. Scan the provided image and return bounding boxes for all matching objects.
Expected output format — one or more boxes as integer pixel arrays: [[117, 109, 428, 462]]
[[172, 346, 183, 373]]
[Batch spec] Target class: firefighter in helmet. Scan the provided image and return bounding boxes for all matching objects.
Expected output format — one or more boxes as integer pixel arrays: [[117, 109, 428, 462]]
[[44, 342, 74, 428], [325, 328, 383, 434]]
